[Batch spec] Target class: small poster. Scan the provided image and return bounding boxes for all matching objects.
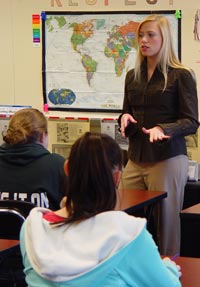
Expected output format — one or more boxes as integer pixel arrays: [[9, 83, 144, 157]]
[[100, 119, 128, 150], [48, 117, 90, 158], [0, 117, 10, 145]]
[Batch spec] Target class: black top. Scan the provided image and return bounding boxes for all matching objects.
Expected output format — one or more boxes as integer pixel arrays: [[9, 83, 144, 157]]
[[0, 143, 67, 210], [119, 63, 199, 162]]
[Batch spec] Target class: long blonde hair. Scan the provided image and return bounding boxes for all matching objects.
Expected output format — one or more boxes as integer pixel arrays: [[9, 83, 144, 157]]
[[134, 14, 194, 88]]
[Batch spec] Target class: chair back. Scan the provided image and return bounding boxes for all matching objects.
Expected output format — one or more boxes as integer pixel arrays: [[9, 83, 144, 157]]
[[0, 200, 35, 240]]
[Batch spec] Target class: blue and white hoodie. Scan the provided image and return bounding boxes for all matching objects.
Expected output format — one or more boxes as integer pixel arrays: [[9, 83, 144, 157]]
[[20, 207, 181, 287]]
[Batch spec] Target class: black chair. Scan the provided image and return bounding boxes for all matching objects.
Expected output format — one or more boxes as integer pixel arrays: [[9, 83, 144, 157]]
[[0, 200, 35, 286], [0, 199, 35, 218], [0, 200, 35, 240]]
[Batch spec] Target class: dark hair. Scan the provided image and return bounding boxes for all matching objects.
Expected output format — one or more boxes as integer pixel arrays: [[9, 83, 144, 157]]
[[3, 108, 47, 145], [64, 132, 123, 224]]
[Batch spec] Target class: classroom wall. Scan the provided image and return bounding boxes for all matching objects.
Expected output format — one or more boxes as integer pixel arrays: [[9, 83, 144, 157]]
[[1, 0, 200, 159]]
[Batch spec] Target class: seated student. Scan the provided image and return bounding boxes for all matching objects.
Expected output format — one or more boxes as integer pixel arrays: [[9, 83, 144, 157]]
[[0, 108, 67, 210], [20, 132, 181, 287]]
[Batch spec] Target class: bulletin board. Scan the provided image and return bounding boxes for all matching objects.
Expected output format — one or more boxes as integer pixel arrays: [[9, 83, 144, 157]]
[[42, 10, 181, 113]]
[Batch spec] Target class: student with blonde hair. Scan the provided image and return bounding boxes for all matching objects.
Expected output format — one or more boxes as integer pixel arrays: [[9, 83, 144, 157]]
[[0, 108, 67, 210]]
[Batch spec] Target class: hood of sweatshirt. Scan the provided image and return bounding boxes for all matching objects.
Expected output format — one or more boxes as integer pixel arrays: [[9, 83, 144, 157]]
[[21, 207, 146, 283], [0, 143, 49, 166]]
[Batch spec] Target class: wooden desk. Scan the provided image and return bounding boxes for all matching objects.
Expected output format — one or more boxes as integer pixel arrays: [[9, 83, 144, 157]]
[[183, 181, 200, 209], [116, 189, 167, 214], [181, 203, 200, 217], [116, 189, 167, 243], [175, 256, 200, 287], [0, 239, 19, 252]]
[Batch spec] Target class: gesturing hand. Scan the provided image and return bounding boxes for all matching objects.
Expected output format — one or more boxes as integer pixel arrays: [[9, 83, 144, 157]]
[[142, 126, 170, 143], [120, 114, 137, 138]]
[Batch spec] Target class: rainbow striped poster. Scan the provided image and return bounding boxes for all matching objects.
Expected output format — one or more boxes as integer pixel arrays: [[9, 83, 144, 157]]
[[32, 14, 40, 47]]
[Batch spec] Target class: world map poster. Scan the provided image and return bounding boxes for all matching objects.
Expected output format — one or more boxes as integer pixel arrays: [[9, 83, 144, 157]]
[[42, 11, 180, 112]]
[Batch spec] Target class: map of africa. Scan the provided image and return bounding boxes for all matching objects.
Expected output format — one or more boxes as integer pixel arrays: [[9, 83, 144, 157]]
[[43, 12, 179, 111]]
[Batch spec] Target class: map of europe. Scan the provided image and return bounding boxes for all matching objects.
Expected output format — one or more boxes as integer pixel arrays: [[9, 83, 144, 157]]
[[43, 13, 179, 111]]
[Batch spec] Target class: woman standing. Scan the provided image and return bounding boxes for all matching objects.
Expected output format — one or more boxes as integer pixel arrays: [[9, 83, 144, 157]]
[[118, 14, 199, 255]]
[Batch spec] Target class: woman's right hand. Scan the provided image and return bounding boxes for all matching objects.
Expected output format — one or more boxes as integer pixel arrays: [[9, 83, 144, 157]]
[[120, 113, 137, 138]]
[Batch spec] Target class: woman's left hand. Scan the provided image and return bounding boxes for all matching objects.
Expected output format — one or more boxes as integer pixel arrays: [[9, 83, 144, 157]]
[[142, 126, 170, 143]]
